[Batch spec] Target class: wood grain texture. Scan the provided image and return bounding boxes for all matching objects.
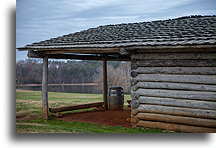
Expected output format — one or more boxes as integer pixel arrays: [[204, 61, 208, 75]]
[[125, 45, 215, 52], [130, 51, 216, 132], [103, 60, 108, 109], [138, 96, 216, 110], [23, 47, 120, 53], [131, 93, 140, 100], [135, 59, 215, 67], [136, 113, 216, 128], [136, 120, 216, 133], [131, 52, 216, 60], [131, 67, 216, 76], [133, 74, 216, 84], [135, 88, 216, 101], [131, 117, 139, 124], [131, 63, 138, 70], [131, 100, 140, 109], [132, 81, 216, 92], [131, 109, 139, 115], [136, 104, 216, 119], [42, 57, 48, 120], [49, 102, 104, 113], [131, 79, 138, 86]]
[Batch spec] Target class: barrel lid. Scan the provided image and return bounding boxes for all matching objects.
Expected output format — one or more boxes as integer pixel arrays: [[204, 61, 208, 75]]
[[108, 86, 123, 90]]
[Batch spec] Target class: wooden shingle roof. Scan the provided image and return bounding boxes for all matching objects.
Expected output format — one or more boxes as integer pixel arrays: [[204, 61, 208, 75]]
[[18, 15, 215, 51]]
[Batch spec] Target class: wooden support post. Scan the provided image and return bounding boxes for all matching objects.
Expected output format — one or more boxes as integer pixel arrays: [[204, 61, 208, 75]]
[[42, 56, 49, 120], [103, 60, 108, 109]]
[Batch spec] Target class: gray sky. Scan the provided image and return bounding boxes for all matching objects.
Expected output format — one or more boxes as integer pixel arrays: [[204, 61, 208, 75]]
[[16, 0, 215, 61]]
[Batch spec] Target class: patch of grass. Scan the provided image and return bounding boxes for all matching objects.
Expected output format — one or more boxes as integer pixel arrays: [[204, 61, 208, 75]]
[[16, 90, 171, 133], [17, 119, 166, 133], [16, 101, 31, 111], [16, 91, 42, 101]]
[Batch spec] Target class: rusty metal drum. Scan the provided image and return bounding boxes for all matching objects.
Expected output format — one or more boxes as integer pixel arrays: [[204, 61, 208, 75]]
[[108, 86, 124, 110]]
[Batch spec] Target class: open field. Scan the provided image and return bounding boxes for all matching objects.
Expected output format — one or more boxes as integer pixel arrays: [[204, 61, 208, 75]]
[[16, 90, 170, 133]]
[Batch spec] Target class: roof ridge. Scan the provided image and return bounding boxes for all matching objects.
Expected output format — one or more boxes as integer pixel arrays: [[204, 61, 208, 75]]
[[59, 15, 216, 38], [170, 15, 216, 20], [18, 15, 216, 50], [48, 15, 215, 41], [95, 15, 216, 27]]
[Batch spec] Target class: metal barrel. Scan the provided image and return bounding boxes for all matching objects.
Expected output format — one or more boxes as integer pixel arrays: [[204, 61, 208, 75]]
[[108, 86, 124, 110]]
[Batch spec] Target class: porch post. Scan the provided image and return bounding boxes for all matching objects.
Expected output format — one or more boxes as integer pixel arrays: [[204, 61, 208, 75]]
[[42, 56, 49, 120], [103, 60, 108, 109]]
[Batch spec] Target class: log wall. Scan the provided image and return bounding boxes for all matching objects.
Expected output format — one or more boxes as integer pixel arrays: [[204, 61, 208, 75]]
[[130, 52, 216, 133]]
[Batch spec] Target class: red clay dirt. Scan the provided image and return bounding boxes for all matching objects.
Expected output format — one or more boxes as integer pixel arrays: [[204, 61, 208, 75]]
[[57, 108, 131, 128]]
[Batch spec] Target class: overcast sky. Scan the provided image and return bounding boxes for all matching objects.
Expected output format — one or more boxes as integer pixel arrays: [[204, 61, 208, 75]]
[[16, 0, 215, 60]]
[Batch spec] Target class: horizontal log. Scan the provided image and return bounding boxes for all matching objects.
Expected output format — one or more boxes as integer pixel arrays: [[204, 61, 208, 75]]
[[133, 74, 216, 84], [136, 120, 216, 133], [131, 67, 216, 76], [136, 104, 216, 119], [20, 47, 120, 53], [131, 79, 138, 86], [131, 117, 139, 124], [138, 96, 216, 110], [131, 93, 140, 100], [47, 54, 130, 61], [136, 113, 216, 128], [19, 83, 99, 87], [131, 63, 138, 70], [135, 88, 216, 101], [131, 109, 139, 115], [125, 45, 215, 52], [136, 88, 216, 101], [135, 59, 215, 67], [39, 50, 120, 55], [131, 52, 216, 60], [131, 100, 140, 109], [132, 82, 216, 92], [27, 50, 130, 61], [49, 102, 104, 113]]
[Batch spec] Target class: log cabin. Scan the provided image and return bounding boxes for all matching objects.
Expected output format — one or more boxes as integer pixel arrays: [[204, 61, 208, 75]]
[[17, 15, 216, 133]]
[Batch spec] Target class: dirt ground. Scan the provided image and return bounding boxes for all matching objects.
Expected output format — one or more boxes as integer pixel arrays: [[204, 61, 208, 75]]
[[58, 108, 131, 128]]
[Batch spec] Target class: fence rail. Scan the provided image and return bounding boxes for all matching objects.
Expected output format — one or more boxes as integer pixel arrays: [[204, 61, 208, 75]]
[[18, 83, 100, 87]]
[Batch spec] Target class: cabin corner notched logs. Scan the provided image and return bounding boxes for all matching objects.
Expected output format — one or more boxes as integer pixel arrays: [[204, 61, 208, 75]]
[[130, 52, 216, 133]]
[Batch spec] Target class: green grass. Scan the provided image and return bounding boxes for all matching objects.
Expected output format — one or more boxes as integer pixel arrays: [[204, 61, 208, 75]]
[[16, 90, 169, 133], [16, 119, 165, 133]]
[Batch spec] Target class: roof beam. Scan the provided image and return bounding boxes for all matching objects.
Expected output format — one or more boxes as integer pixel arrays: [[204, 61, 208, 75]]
[[18, 47, 120, 53], [27, 50, 130, 61], [47, 54, 130, 61], [37, 49, 120, 54]]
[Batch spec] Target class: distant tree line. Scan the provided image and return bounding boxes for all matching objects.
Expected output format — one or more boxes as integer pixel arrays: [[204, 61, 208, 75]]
[[94, 62, 131, 93], [16, 59, 131, 93]]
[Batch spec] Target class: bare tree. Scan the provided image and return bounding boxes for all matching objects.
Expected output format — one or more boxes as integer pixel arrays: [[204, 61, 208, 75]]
[[94, 62, 131, 94]]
